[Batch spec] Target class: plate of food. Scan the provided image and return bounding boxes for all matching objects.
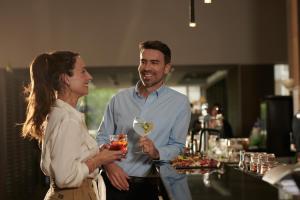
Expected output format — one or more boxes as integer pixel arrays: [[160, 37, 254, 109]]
[[171, 155, 221, 169]]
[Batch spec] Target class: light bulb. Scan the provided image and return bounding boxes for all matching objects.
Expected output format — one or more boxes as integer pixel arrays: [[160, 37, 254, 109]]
[[189, 22, 196, 27]]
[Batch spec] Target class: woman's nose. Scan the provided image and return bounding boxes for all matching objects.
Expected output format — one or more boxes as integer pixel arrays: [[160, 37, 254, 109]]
[[88, 72, 93, 80]]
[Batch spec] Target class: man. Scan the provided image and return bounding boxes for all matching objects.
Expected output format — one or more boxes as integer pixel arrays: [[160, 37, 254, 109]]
[[96, 40, 191, 200]]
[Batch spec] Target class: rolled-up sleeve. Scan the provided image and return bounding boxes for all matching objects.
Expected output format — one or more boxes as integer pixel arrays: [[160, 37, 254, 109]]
[[158, 98, 191, 161], [96, 97, 116, 146], [50, 118, 89, 188]]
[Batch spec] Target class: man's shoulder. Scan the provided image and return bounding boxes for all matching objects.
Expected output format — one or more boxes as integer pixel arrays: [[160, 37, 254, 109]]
[[114, 87, 134, 97], [110, 87, 135, 102], [164, 87, 189, 100]]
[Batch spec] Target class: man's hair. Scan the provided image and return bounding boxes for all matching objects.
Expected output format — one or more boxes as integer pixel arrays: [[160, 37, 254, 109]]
[[139, 40, 171, 64]]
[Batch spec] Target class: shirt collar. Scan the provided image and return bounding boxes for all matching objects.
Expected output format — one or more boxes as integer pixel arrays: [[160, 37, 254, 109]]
[[55, 99, 84, 120], [134, 81, 166, 98]]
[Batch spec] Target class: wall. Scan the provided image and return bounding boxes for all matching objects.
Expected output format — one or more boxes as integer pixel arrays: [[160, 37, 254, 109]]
[[239, 65, 275, 136], [0, 0, 287, 68], [205, 65, 274, 137]]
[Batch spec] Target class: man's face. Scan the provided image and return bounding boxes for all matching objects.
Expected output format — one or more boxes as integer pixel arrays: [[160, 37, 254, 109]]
[[138, 49, 170, 90]]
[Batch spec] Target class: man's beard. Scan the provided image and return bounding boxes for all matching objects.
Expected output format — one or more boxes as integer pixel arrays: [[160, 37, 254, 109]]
[[141, 78, 164, 88]]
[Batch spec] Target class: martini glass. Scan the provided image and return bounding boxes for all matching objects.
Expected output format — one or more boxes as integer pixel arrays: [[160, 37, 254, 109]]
[[133, 117, 154, 153]]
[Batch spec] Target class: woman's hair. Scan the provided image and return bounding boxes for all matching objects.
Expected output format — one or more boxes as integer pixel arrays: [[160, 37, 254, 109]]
[[22, 51, 79, 142]]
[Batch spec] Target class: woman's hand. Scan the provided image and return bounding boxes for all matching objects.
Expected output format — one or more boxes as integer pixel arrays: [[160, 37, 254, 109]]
[[99, 143, 110, 151], [96, 149, 123, 165], [85, 148, 122, 173]]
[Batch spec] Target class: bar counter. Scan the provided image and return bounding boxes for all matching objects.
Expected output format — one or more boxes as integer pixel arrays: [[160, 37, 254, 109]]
[[157, 163, 290, 200]]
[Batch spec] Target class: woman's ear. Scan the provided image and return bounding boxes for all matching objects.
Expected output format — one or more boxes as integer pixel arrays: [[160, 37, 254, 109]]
[[60, 73, 70, 87]]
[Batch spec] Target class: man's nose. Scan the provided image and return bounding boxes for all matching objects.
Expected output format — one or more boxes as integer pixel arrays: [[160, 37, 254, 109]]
[[143, 62, 151, 70]]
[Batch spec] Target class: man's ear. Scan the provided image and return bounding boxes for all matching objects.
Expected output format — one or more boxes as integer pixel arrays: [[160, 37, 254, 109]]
[[164, 63, 171, 75]]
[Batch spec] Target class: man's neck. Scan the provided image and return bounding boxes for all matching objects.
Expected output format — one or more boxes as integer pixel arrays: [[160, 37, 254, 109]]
[[138, 82, 163, 98]]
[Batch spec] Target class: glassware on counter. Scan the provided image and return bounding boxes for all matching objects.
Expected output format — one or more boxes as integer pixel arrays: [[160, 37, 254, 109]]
[[244, 152, 252, 171], [238, 151, 278, 175], [260, 160, 269, 175], [250, 153, 259, 172], [238, 150, 245, 170], [257, 153, 267, 174]]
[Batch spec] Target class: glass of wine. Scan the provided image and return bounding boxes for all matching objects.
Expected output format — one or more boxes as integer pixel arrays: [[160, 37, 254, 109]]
[[132, 117, 154, 153], [109, 133, 128, 158]]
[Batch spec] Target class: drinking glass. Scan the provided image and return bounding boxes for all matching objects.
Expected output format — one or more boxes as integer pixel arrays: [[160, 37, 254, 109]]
[[132, 117, 154, 153], [109, 134, 128, 158]]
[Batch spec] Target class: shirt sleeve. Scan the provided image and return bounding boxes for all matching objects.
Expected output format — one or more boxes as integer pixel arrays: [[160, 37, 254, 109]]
[[50, 118, 89, 188], [158, 97, 191, 161]]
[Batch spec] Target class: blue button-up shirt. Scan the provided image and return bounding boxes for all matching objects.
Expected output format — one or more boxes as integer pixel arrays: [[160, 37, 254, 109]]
[[96, 83, 191, 177]]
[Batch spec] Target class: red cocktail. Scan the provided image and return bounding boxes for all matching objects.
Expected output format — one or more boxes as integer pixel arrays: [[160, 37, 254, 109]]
[[109, 134, 128, 157]]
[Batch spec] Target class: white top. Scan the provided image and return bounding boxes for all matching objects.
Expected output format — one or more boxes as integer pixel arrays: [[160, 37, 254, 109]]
[[40, 99, 99, 188]]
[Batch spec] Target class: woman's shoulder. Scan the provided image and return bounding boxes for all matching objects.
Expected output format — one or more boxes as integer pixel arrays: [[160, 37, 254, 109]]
[[48, 105, 80, 124]]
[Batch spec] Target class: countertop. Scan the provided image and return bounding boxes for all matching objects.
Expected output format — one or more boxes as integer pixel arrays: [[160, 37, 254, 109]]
[[157, 163, 288, 200]]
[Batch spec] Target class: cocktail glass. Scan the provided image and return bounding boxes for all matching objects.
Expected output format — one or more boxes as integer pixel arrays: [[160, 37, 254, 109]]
[[109, 134, 128, 158], [132, 117, 154, 153]]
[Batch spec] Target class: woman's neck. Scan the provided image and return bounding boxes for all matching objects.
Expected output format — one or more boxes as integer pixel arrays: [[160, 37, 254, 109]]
[[57, 93, 78, 108]]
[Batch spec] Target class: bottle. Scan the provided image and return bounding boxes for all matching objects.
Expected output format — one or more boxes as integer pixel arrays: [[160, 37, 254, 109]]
[[239, 150, 245, 170], [249, 119, 265, 148], [244, 152, 251, 171]]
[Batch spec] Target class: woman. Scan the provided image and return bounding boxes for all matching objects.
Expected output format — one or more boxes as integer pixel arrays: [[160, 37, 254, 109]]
[[208, 103, 233, 138], [22, 51, 122, 200]]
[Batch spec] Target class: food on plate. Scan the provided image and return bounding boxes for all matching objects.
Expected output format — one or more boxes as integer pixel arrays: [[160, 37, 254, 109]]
[[176, 168, 211, 174], [171, 155, 220, 169]]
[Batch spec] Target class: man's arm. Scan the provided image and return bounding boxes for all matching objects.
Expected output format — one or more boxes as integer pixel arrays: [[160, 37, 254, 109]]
[[157, 97, 191, 160], [96, 96, 130, 191], [140, 97, 191, 160], [96, 98, 115, 146]]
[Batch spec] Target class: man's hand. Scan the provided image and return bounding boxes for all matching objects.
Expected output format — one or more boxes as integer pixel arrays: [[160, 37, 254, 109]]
[[139, 136, 160, 159], [104, 162, 129, 191]]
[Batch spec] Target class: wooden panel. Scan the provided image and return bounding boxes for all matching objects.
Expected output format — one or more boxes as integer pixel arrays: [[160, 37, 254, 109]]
[[0, 69, 47, 199], [240, 65, 274, 137], [0, 69, 6, 199]]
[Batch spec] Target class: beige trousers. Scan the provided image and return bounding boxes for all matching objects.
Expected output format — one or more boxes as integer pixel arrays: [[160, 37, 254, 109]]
[[44, 179, 97, 200]]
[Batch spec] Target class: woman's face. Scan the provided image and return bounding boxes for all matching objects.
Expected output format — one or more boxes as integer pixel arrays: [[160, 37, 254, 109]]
[[211, 106, 219, 116], [65, 56, 92, 98]]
